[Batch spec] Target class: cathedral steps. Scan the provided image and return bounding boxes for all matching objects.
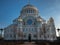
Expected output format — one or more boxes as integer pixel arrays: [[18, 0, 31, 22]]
[[20, 42, 37, 45]]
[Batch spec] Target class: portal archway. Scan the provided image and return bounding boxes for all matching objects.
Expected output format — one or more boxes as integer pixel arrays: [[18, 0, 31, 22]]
[[28, 34, 31, 42]]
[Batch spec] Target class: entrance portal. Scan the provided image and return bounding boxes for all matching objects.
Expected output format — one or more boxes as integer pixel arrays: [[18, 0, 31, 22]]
[[28, 34, 31, 42]]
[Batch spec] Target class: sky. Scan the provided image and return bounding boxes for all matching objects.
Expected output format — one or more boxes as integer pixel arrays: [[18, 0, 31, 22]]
[[0, 0, 60, 36]]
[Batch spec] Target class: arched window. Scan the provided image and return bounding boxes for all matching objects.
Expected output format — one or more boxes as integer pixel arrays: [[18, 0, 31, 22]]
[[29, 9, 30, 13], [34, 34, 37, 38], [31, 10, 32, 13], [26, 9, 35, 14], [24, 34, 26, 37], [32, 10, 34, 13], [27, 9, 28, 13]]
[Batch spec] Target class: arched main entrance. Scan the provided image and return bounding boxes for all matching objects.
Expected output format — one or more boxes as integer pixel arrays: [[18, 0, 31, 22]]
[[28, 34, 31, 42]]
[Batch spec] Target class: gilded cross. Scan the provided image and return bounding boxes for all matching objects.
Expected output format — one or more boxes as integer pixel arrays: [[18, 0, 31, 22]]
[[28, 0, 30, 4]]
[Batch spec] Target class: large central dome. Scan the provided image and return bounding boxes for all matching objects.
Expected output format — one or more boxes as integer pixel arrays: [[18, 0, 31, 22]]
[[21, 4, 38, 15], [23, 4, 38, 10]]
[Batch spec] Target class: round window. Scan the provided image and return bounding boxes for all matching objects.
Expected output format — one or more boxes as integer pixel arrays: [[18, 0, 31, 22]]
[[27, 19, 33, 25]]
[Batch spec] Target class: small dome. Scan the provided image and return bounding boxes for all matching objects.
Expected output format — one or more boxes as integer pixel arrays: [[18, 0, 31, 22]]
[[18, 17, 23, 22], [48, 17, 54, 23], [37, 18, 42, 22], [18, 18, 23, 22]]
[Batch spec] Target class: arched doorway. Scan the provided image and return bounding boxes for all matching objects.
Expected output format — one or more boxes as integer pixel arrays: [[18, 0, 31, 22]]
[[28, 34, 31, 42]]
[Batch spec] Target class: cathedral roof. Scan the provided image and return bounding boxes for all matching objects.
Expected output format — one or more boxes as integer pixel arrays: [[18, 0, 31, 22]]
[[18, 16, 23, 22], [23, 4, 37, 9], [21, 4, 38, 11], [47, 17, 54, 25], [36, 16, 46, 22], [20, 4, 39, 16], [49, 17, 54, 23], [23, 4, 34, 8]]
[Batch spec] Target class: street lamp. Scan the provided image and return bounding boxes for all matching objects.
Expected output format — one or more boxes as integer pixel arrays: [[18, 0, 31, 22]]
[[57, 28, 60, 36], [57, 28, 60, 40], [57, 28, 60, 32], [0, 28, 3, 39]]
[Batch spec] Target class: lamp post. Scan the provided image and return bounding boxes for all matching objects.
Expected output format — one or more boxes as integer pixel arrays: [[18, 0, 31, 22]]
[[0, 28, 3, 39], [57, 28, 60, 36], [57, 28, 60, 40], [57, 28, 60, 32]]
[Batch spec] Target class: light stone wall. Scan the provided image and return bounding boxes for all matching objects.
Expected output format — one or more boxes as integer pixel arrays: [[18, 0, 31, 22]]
[[4, 4, 57, 41]]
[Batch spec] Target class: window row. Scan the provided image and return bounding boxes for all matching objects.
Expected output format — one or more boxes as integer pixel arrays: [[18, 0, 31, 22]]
[[5, 34, 14, 38], [23, 34, 37, 38], [23, 28, 37, 32], [22, 9, 36, 13], [26, 9, 35, 13]]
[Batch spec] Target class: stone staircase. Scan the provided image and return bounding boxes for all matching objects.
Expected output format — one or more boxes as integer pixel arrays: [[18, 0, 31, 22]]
[[20, 42, 37, 45]]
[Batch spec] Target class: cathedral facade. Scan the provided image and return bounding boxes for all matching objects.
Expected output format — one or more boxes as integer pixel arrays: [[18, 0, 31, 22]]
[[4, 4, 56, 41]]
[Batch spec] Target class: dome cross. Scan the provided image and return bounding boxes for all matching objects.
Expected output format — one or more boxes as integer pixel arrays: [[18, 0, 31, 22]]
[[28, 0, 30, 4]]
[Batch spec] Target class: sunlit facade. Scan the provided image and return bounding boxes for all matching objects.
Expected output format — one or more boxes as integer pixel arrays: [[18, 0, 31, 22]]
[[4, 4, 56, 41]]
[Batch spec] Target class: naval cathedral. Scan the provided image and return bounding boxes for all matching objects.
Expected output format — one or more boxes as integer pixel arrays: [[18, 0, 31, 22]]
[[4, 4, 57, 41]]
